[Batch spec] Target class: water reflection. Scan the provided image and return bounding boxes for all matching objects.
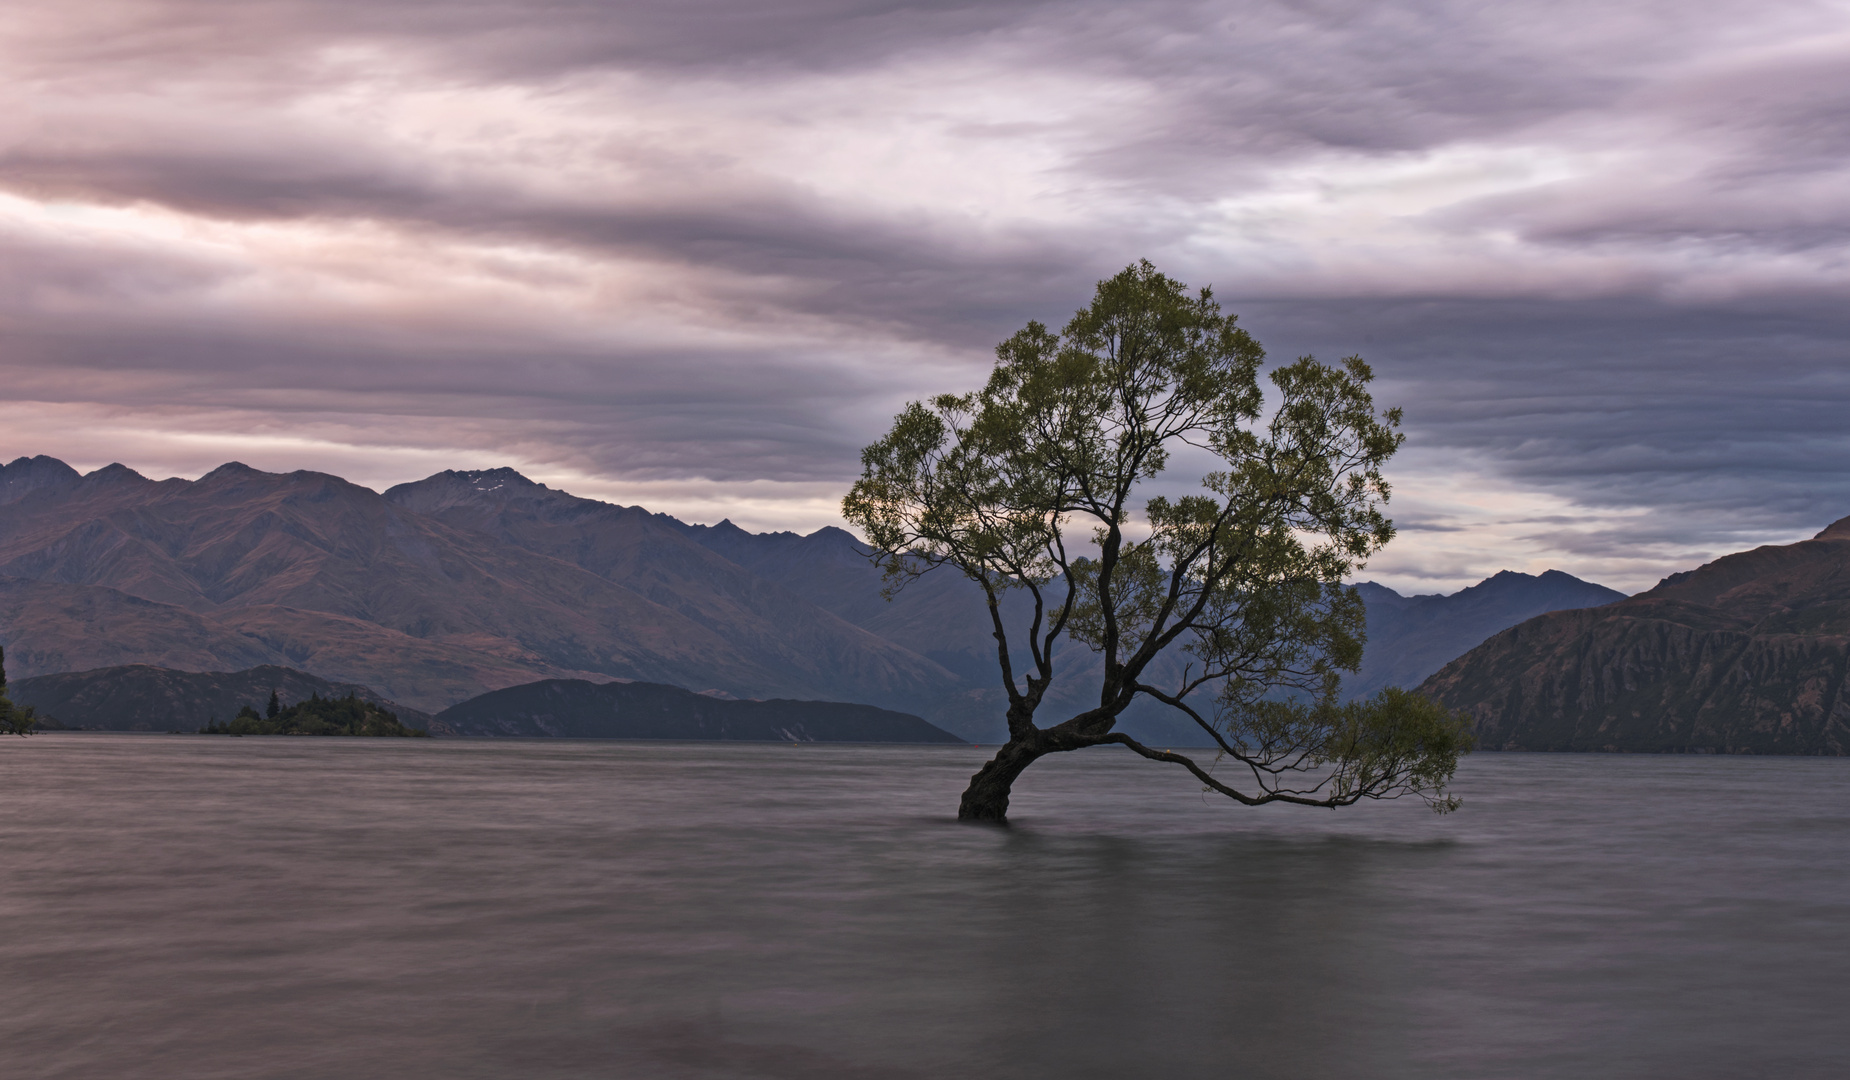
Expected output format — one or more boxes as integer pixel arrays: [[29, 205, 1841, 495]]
[[1, 737, 1846, 1079]]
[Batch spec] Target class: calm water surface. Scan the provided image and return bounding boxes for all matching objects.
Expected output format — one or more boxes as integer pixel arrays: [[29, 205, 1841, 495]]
[[2, 735, 1847, 1079]]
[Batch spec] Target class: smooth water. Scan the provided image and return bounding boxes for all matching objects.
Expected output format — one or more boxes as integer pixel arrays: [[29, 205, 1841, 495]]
[[2, 735, 1846, 1079]]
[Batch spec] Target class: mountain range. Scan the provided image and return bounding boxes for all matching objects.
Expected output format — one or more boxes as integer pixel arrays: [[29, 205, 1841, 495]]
[[1349, 571, 1627, 700], [1422, 516, 1850, 754], [0, 455, 1627, 742], [0, 457, 956, 716]]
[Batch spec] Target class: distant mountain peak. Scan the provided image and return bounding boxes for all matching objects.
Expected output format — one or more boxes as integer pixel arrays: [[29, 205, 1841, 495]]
[[451, 467, 546, 493], [1466, 569, 1536, 591], [1445, 569, 1623, 603], [198, 461, 264, 482], [1351, 569, 1606, 604], [1343, 568, 1627, 701], [0, 455, 81, 505], [1813, 515, 1850, 541], [3, 454, 77, 475], [1351, 580, 1410, 606], [80, 463, 149, 487], [382, 467, 559, 514], [697, 519, 823, 542]]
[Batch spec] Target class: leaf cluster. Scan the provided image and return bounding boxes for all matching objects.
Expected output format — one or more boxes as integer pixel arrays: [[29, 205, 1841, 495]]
[[1204, 688, 1476, 811]]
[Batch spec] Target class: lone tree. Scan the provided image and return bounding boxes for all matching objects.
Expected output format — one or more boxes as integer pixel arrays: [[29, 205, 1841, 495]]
[[844, 261, 1469, 822]]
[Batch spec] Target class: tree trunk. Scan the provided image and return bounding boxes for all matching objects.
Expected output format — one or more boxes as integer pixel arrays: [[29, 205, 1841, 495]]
[[957, 738, 1045, 822]]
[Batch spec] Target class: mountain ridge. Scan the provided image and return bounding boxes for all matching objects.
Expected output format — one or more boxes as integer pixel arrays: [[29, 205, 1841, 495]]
[[0, 456, 966, 714], [1347, 570, 1628, 700], [1419, 515, 1850, 753]]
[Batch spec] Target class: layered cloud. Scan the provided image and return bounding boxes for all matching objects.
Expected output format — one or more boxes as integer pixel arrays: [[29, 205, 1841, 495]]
[[3, 0, 1849, 591]]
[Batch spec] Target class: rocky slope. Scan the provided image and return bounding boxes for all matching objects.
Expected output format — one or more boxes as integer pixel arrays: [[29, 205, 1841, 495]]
[[1420, 517, 1850, 753], [383, 469, 961, 707], [434, 678, 962, 742], [9, 664, 435, 732]]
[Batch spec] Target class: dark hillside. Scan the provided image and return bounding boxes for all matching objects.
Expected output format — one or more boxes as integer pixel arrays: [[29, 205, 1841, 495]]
[[435, 678, 962, 743], [10, 664, 433, 732], [1421, 516, 1850, 753], [0, 577, 285, 677]]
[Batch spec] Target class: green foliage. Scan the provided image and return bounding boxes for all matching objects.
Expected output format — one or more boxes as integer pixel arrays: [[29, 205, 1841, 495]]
[[0, 645, 45, 737], [844, 260, 1469, 813], [199, 692, 428, 737], [0, 698, 41, 736], [1219, 688, 1476, 812]]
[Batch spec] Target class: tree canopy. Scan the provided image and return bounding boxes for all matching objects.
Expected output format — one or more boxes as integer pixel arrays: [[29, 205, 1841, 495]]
[[844, 261, 1470, 821], [199, 693, 428, 737]]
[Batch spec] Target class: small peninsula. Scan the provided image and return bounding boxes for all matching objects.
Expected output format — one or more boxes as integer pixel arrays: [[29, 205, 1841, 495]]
[[201, 693, 428, 738]]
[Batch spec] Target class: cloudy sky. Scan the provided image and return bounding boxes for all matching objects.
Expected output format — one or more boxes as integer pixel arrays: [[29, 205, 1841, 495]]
[[4, 0, 1849, 594]]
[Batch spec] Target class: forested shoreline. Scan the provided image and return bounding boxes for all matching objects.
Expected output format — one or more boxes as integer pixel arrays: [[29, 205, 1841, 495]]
[[200, 692, 428, 738]]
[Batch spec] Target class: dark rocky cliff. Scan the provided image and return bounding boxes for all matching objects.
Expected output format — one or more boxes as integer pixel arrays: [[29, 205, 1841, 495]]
[[1420, 517, 1850, 753]]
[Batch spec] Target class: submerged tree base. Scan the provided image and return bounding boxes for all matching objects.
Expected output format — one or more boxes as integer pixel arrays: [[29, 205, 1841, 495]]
[[957, 740, 1047, 821], [955, 688, 1473, 823]]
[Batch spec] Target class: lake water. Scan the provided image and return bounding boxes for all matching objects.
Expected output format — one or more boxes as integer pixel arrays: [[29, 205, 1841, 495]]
[[2, 735, 1847, 1079]]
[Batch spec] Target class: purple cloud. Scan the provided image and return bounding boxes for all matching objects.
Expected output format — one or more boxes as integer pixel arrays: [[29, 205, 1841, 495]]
[[3, 0, 1848, 591]]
